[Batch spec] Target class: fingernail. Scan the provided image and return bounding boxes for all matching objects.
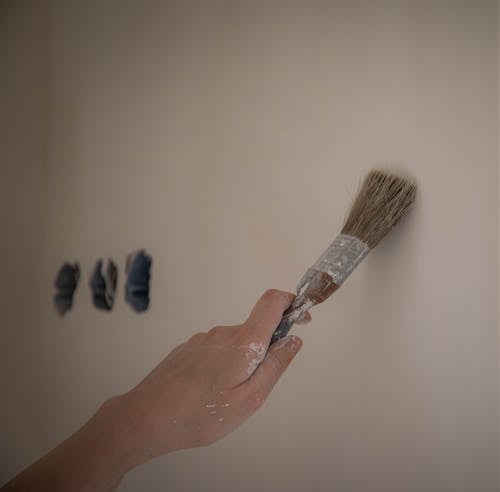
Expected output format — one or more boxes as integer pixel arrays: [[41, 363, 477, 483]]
[[272, 336, 293, 351], [272, 335, 302, 352], [280, 292, 294, 307], [289, 335, 302, 351], [296, 314, 311, 325]]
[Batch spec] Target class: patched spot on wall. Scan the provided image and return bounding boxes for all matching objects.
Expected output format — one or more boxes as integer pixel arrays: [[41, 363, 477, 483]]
[[53, 262, 80, 315], [89, 258, 118, 311], [125, 250, 152, 312]]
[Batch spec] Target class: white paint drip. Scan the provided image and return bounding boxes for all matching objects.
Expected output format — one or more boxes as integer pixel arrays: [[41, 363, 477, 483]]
[[218, 418, 224, 422], [222, 403, 230, 407], [205, 403, 216, 408], [209, 410, 217, 415], [296, 281, 308, 298], [239, 341, 267, 376]]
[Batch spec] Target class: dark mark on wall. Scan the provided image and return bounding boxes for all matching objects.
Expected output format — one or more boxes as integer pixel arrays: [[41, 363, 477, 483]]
[[54, 262, 80, 315], [90, 259, 118, 311], [125, 250, 152, 312]]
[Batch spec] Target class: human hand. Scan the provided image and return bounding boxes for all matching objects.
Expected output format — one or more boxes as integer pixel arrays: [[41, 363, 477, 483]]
[[0, 289, 308, 492], [120, 289, 307, 464]]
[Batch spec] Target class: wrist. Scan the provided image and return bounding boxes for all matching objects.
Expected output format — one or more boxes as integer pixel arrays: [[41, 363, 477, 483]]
[[92, 391, 179, 473], [61, 397, 137, 489], [82, 395, 149, 478], [1, 396, 144, 492], [52, 395, 150, 490]]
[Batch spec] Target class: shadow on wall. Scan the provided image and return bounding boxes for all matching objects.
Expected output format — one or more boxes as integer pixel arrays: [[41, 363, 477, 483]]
[[336, 192, 430, 480]]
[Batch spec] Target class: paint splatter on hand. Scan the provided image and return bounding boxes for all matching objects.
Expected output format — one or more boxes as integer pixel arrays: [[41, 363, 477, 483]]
[[119, 289, 306, 462], [1, 290, 309, 491]]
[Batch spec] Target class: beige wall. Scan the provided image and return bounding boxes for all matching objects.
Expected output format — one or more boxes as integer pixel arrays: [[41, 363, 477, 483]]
[[1, 1, 498, 491], [498, 0, 500, 483], [0, 0, 48, 481]]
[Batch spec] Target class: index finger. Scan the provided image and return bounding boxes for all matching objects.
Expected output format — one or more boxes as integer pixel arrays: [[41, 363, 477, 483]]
[[242, 289, 295, 346]]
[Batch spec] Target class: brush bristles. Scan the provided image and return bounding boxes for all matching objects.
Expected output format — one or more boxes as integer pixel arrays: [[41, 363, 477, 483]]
[[341, 169, 417, 249]]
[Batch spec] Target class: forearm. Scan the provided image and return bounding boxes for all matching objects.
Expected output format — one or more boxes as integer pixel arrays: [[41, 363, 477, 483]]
[[2, 290, 303, 491], [1, 397, 146, 492]]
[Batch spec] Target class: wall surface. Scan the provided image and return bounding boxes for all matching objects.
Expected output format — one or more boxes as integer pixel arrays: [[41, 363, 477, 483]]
[[0, 0, 48, 481], [1, 1, 498, 491]]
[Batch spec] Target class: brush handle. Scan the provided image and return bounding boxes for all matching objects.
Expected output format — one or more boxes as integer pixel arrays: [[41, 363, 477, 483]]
[[270, 300, 315, 344], [270, 269, 339, 345], [270, 234, 371, 344], [270, 300, 314, 344], [270, 313, 295, 344]]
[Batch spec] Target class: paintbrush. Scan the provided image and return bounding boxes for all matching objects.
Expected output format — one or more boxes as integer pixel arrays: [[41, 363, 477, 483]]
[[270, 169, 417, 344]]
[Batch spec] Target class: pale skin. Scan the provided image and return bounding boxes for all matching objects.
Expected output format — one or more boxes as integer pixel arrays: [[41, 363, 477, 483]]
[[1, 289, 311, 492]]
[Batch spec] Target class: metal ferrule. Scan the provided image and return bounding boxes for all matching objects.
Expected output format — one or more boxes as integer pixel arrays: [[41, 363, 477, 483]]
[[270, 234, 370, 344], [306, 233, 369, 286]]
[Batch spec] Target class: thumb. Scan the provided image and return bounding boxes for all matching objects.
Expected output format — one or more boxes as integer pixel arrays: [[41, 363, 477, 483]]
[[246, 335, 302, 400]]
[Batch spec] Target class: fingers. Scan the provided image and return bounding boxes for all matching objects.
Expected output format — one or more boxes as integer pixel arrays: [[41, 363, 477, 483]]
[[243, 289, 295, 345], [240, 335, 302, 404], [295, 310, 312, 325]]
